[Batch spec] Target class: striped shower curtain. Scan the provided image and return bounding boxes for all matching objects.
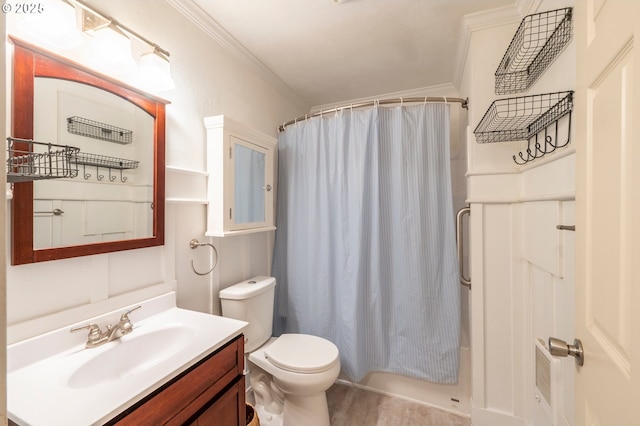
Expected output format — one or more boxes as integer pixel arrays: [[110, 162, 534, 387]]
[[272, 103, 460, 384]]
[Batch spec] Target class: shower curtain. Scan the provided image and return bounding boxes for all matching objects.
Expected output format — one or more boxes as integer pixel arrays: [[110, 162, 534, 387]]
[[272, 103, 460, 384]]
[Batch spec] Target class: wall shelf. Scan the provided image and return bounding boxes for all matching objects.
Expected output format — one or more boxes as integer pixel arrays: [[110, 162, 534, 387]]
[[495, 7, 573, 95], [72, 152, 139, 182], [474, 91, 573, 164], [67, 116, 133, 145], [6, 137, 79, 182]]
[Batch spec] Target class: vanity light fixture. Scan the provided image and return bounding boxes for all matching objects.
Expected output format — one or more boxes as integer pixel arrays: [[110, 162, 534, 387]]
[[14, 0, 82, 50], [67, 0, 175, 92]]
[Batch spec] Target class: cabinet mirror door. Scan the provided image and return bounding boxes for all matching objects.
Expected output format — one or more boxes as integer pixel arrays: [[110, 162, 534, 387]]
[[231, 137, 271, 228]]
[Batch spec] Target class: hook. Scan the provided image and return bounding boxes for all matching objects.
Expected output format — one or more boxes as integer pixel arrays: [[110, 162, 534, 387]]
[[512, 107, 573, 165], [189, 238, 219, 276]]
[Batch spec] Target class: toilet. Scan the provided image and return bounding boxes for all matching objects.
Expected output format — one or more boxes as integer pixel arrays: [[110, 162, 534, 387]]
[[219, 276, 340, 426]]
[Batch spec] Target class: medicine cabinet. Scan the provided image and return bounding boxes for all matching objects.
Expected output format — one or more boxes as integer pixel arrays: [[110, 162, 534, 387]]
[[204, 115, 276, 236]]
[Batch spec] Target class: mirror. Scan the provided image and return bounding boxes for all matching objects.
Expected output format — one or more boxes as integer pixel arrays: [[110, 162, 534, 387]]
[[233, 139, 266, 224], [10, 37, 167, 265]]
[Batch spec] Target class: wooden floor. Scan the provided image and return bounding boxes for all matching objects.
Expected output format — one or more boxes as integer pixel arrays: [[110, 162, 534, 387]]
[[326, 382, 471, 426]]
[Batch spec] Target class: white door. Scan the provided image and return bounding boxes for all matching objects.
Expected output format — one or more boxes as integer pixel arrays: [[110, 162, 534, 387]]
[[575, 0, 640, 424]]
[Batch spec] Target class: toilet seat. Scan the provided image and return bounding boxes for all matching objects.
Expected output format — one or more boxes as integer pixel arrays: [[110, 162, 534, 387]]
[[265, 334, 339, 374]]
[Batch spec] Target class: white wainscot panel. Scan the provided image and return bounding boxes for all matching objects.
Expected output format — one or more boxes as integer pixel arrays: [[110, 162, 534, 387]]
[[521, 153, 575, 201], [482, 204, 515, 413], [523, 201, 561, 276], [108, 246, 167, 297]]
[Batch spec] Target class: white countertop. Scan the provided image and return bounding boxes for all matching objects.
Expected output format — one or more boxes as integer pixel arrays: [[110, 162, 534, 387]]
[[7, 292, 247, 426]]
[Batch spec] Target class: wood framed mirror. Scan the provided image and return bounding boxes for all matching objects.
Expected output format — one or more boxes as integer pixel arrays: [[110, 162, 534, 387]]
[[10, 37, 168, 265]]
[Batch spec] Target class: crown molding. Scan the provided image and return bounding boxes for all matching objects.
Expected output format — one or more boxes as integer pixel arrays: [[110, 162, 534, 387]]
[[453, 0, 541, 91], [165, 0, 309, 112]]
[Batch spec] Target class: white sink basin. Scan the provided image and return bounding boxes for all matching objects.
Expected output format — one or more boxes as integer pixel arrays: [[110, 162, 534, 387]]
[[66, 324, 197, 389], [7, 293, 248, 426]]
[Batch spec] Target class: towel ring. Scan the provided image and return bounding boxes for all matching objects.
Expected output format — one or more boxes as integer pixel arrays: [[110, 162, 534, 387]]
[[189, 239, 219, 276]]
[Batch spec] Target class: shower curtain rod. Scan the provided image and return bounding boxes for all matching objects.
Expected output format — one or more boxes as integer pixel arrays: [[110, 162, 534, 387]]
[[278, 96, 469, 132]]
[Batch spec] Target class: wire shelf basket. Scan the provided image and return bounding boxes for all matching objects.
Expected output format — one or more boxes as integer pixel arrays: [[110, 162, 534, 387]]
[[67, 116, 133, 144], [6, 137, 79, 182], [473, 91, 573, 143], [495, 7, 573, 94], [72, 152, 139, 170]]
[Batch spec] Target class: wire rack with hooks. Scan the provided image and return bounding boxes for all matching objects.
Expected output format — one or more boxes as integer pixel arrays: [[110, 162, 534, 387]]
[[71, 152, 139, 183], [495, 7, 573, 94], [6, 137, 79, 182], [473, 91, 573, 165]]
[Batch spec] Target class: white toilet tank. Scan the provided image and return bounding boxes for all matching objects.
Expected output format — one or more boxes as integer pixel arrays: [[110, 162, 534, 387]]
[[219, 276, 276, 352]]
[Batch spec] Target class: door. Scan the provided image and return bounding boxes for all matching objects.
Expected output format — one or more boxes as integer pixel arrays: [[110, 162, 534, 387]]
[[575, 1, 640, 424]]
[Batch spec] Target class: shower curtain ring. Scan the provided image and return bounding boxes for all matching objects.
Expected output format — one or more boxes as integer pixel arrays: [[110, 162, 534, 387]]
[[189, 239, 219, 276]]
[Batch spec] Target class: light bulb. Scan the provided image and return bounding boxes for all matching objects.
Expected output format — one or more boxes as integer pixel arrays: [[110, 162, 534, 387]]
[[86, 25, 137, 75], [15, 0, 82, 50], [136, 50, 175, 92]]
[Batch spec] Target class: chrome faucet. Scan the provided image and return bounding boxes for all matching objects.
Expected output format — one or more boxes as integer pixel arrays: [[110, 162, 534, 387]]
[[70, 305, 141, 348]]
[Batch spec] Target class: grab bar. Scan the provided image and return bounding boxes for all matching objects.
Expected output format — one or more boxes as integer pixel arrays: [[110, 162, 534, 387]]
[[456, 206, 471, 289]]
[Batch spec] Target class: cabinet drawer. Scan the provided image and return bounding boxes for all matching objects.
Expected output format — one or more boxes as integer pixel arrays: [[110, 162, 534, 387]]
[[111, 335, 244, 425]]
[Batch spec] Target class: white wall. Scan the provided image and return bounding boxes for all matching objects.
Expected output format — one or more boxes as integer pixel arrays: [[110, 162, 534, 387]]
[[5, 0, 305, 343], [462, 0, 576, 425]]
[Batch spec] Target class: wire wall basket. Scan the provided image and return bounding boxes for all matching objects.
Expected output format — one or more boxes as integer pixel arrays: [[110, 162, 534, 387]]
[[474, 91, 573, 143], [474, 91, 574, 165], [6, 137, 79, 182], [72, 152, 139, 182], [67, 116, 133, 145], [495, 7, 573, 94]]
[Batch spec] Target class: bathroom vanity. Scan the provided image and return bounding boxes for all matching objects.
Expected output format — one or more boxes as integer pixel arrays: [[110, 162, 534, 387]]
[[109, 335, 244, 425], [7, 293, 248, 426]]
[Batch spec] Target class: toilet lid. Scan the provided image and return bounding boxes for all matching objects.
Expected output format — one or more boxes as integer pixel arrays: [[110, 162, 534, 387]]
[[265, 334, 339, 374]]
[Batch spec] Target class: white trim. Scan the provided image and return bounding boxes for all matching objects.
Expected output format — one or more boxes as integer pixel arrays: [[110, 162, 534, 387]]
[[165, 0, 309, 112], [454, 0, 541, 90], [166, 165, 208, 177], [454, 4, 524, 90], [467, 147, 576, 177], [466, 193, 575, 205], [166, 198, 209, 204]]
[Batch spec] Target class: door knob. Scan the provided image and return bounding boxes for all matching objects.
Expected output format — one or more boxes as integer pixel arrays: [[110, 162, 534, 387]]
[[548, 337, 584, 366]]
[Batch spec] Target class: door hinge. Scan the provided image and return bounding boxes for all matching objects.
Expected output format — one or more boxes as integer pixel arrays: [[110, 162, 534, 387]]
[[229, 208, 232, 219], [229, 147, 232, 159]]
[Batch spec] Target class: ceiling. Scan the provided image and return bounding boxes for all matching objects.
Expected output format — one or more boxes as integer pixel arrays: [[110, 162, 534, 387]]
[[170, 0, 519, 109]]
